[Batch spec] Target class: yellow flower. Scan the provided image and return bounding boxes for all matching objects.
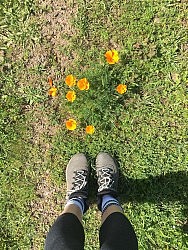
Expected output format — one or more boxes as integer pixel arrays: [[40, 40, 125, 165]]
[[105, 50, 119, 64], [86, 125, 95, 134], [48, 87, 57, 97], [65, 119, 77, 130], [66, 90, 76, 102], [65, 74, 76, 87], [77, 78, 89, 90], [116, 84, 127, 94]]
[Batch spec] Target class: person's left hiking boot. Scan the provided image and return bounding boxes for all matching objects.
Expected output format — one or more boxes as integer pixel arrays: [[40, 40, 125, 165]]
[[96, 152, 119, 211], [96, 152, 119, 196], [66, 153, 89, 199]]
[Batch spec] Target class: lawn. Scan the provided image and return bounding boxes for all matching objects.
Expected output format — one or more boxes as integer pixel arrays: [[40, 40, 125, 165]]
[[0, 0, 187, 249]]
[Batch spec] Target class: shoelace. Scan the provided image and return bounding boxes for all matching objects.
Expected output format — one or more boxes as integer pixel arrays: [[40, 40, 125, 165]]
[[71, 169, 87, 192], [98, 167, 114, 192]]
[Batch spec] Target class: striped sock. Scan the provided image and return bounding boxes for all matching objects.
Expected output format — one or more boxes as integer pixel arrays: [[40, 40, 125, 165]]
[[65, 197, 85, 215], [101, 194, 121, 214]]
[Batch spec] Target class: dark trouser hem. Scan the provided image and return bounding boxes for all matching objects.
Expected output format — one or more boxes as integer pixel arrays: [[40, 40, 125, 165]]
[[45, 213, 84, 250], [99, 212, 138, 250]]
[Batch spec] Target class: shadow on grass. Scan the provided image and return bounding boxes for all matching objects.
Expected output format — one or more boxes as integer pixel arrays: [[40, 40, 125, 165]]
[[88, 168, 187, 234], [118, 170, 187, 205], [89, 169, 187, 205], [118, 170, 188, 234]]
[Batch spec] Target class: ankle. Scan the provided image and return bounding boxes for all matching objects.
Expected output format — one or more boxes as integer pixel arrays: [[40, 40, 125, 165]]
[[98, 194, 122, 213], [101, 204, 123, 224], [66, 196, 89, 214], [63, 203, 83, 223], [65, 197, 85, 214], [97, 191, 118, 211]]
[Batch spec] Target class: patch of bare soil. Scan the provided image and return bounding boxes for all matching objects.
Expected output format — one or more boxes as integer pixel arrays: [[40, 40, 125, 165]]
[[14, 0, 78, 146], [30, 171, 66, 249], [28, 0, 78, 75], [27, 102, 60, 151], [18, 0, 79, 151], [18, 1, 79, 248]]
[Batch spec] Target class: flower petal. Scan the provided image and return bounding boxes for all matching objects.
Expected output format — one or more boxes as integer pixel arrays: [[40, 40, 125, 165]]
[[66, 90, 76, 102], [65, 119, 77, 130], [48, 87, 57, 97], [86, 125, 95, 134], [65, 75, 76, 87], [116, 84, 127, 94], [105, 50, 119, 64]]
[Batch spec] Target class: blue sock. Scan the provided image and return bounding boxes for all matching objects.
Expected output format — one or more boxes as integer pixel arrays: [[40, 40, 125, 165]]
[[65, 197, 85, 215], [101, 194, 121, 213]]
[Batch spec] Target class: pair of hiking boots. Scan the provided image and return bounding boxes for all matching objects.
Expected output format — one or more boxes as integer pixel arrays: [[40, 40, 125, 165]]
[[66, 152, 119, 212]]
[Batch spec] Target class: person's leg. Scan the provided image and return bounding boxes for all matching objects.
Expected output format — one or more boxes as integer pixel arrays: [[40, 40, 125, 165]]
[[45, 153, 89, 250], [96, 152, 138, 250], [45, 209, 84, 250], [100, 205, 138, 250]]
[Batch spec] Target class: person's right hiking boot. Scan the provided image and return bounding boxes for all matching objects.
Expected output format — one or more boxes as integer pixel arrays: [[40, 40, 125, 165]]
[[96, 152, 119, 210]]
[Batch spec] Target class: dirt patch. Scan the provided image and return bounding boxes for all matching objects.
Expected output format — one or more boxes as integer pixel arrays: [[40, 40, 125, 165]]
[[15, 0, 79, 150], [28, 103, 60, 151], [30, 170, 66, 249], [7, 0, 79, 80], [17, 2, 79, 248], [27, 0, 79, 76]]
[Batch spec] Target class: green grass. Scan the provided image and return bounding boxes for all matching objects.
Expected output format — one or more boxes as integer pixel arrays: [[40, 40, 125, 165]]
[[0, 0, 188, 249]]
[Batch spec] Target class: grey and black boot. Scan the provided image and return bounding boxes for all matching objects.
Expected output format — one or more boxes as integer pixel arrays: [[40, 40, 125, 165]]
[[66, 153, 89, 212], [96, 152, 119, 210]]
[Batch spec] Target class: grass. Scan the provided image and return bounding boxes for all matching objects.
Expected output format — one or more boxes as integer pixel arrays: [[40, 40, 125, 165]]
[[0, 0, 188, 249]]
